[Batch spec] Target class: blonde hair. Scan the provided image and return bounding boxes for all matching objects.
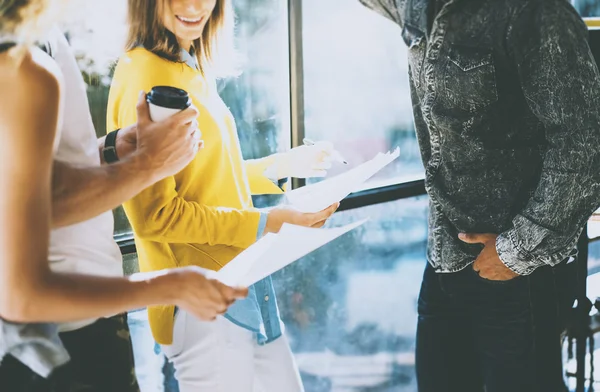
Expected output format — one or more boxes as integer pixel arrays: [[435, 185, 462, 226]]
[[126, 0, 238, 78], [0, 0, 66, 52]]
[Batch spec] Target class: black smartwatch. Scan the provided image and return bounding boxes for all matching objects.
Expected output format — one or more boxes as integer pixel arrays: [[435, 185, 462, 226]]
[[103, 129, 120, 164]]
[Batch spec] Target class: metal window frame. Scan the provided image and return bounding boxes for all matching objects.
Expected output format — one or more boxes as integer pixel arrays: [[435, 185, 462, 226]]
[[288, 0, 306, 190]]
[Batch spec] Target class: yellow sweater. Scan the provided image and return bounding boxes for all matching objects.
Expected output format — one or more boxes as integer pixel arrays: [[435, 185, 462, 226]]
[[107, 48, 282, 344]]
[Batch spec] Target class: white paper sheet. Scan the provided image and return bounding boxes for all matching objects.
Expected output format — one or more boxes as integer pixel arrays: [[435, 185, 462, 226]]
[[214, 219, 368, 287], [285, 148, 401, 213]]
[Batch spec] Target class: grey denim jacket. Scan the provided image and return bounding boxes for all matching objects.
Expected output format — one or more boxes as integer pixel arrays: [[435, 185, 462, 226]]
[[359, 0, 600, 275]]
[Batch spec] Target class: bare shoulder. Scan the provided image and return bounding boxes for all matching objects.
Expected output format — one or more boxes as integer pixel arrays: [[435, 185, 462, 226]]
[[0, 47, 63, 150], [0, 47, 62, 129], [0, 47, 61, 107], [22, 47, 62, 103]]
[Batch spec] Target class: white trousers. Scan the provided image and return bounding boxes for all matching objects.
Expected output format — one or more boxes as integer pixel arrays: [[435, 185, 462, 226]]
[[161, 310, 304, 392]]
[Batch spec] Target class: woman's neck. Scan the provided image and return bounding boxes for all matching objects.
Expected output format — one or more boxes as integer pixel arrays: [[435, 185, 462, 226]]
[[178, 39, 193, 53]]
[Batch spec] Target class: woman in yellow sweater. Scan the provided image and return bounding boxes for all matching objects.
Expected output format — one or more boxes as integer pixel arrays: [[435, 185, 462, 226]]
[[107, 1, 339, 390]]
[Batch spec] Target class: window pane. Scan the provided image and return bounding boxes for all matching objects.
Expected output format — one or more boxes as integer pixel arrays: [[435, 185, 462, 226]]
[[112, 206, 132, 237], [220, 0, 291, 208], [573, 0, 600, 17], [302, 0, 423, 188], [589, 220, 600, 300], [591, 213, 600, 242], [122, 252, 139, 276], [273, 196, 428, 390], [220, 0, 291, 162]]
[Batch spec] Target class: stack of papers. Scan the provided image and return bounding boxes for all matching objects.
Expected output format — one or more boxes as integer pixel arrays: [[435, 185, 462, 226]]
[[285, 148, 401, 213], [213, 148, 398, 286], [128, 219, 365, 287], [214, 219, 367, 287]]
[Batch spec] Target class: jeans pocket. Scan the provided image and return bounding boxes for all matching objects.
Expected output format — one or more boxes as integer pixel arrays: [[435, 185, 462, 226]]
[[468, 263, 526, 287], [468, 265, 532, 330]]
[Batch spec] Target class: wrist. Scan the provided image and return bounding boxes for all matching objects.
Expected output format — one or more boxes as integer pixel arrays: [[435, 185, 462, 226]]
[[264, 211, 277, 234], [118, 151, 156, 188], [141, 271, 180, 306], [495, 233, 540, 276], [115, 125, 137, 159], [101, 129, 121, 164], [264, 153, 286, 181], [264, 208, 287, 234]]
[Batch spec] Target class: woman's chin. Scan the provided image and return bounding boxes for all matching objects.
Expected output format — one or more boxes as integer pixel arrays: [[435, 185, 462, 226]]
[[177, 32, 204, 43]]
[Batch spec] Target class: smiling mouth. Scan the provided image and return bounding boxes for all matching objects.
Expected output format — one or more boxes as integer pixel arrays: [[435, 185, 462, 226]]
[[176, 15, 203, 27]]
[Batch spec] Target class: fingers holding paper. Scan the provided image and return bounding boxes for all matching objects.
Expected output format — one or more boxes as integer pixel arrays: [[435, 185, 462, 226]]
[[264, 202, 340, 234], [310, 202, 339, 228], [270, 140, 345, 179], [162, 266, 248, 321], [304, 140, 335, 174]]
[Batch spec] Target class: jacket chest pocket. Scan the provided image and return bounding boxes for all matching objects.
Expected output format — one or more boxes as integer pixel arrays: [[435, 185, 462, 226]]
[[443, 45, 498, 112]]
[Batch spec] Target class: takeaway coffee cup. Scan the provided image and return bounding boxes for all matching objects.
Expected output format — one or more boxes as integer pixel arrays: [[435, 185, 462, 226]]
[[146, 86, 192, 122]]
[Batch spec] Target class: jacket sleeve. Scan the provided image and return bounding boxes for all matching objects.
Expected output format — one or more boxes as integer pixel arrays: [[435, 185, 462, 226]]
[[123, 176, 261, 248], [496, 1, 600, 275]]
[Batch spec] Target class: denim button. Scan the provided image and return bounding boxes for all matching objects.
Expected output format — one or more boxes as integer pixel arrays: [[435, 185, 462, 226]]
[[264, 295, 269, 302]]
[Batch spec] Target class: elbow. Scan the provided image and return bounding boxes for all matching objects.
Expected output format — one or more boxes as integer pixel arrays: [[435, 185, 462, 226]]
[[131, 205, 179, 242], [51, 197, 78, 229], [0, 270, 54, 323], [0, 289, 43, 323], [50, 206, 71, 229], [132, 220, 169, 242], [134, 227, 160, 242]]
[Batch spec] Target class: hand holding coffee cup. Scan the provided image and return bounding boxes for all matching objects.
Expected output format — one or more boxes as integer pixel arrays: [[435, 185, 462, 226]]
[[146, 86, 193, 121], [134, 87, 202, 182], [147, 85, 203, 154], [190, 119, 201, 148]]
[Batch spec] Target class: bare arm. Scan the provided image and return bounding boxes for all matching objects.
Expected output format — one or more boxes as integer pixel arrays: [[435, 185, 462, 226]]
[[51, 154, 152, 228], [0, 50, 243, 323], [496, 2, 600, 274]]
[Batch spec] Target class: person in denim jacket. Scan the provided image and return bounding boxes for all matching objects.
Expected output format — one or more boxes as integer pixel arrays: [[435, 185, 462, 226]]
[[360, 0, 600, 391]]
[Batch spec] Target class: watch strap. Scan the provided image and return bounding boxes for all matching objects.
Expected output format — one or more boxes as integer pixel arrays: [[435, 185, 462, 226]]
[[103, 129, 120, 164]]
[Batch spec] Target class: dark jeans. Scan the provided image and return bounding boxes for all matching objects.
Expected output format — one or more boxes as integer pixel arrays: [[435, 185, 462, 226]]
[[0, 314, 139, 392], [416, 258, 577, 392]]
